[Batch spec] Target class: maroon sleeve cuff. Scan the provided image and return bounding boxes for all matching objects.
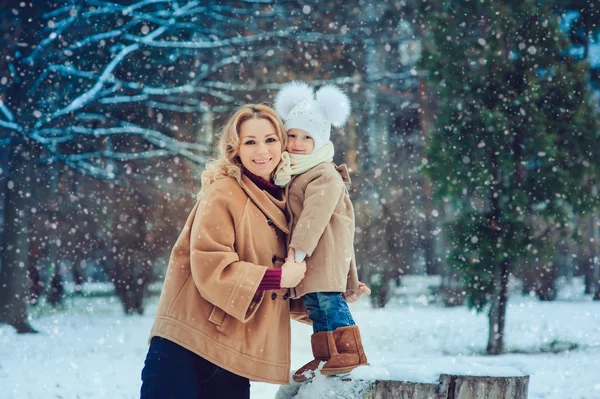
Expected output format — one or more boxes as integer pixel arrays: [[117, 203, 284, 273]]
[[257, 268, 282, 291]]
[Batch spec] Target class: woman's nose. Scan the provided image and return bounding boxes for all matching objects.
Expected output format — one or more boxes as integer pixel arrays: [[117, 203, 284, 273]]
[[257, 142, 269, 153]]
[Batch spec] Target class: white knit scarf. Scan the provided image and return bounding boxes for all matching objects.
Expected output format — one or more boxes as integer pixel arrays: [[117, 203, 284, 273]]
[[274, 141, 335, 187]]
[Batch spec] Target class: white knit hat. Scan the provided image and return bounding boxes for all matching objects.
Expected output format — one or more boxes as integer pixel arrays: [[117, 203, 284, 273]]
[[274, 81, 351, 151]]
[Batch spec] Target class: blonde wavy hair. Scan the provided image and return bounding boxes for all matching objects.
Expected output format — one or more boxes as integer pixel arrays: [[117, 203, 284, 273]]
[[198, 104, 286, 198]]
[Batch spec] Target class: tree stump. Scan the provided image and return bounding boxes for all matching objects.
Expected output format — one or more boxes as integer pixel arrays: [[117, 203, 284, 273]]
[[365, 380, 439, 399], [441, 374, 529, 399], [277, 374, 530, 399]]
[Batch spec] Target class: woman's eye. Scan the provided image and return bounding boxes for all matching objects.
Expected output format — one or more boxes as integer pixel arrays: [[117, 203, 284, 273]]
[[244, 140, 255, 145], [266, 137, 277, 143]]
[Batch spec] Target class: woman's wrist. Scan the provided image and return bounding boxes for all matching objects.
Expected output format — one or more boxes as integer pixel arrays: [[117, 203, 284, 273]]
[[257, 268, 282, 291]]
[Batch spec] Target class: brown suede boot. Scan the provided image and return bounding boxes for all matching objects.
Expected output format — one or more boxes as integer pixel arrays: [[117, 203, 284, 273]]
[[293, 331, 338, 382], [320, 325, 368, 375]]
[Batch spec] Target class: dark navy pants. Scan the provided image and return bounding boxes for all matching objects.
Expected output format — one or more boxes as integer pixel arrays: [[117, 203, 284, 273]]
[[140, 337, 250, 399], [303, 292, 356, 333]]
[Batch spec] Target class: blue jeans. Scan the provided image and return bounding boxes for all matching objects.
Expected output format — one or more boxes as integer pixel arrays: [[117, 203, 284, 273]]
[[140, 337, 250, 399], [303, 292, 356, 333]]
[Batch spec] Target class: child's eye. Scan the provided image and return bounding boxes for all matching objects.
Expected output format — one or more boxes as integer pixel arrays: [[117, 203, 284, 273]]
[[304, 136, 312, 140], [288, 134, 296, 138]]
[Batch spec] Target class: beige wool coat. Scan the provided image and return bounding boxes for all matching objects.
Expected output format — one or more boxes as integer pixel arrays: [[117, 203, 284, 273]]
[[285, 162, 360, 298], [149, 174, 309, 385]]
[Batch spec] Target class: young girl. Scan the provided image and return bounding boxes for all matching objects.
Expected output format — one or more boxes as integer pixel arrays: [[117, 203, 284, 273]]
[[274, 81, 369, 382]]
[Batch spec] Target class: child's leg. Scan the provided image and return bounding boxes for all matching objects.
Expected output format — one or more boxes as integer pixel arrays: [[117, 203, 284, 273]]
[[315, 292, 355, 331], [303, 293, 330, 333], [311, 293, 368, 376], [294, 293, 340, 382]]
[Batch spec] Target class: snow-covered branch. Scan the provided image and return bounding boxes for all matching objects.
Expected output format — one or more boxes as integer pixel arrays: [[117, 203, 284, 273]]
[[10, 0, 377, 190], [33, 125, 208, 164], [0, 100, 22, 134], [37, 28, 161, 128], [0, 120, 23, 133], [142, 101, 232, 113], [58, 149, 172, 162], [58, 154, 195, 195], [83, 0, 179, 17], [35, 0, 290, 130], [0, 99, 15, 122], [67, 30, 126, 51], [24, 14, 79, 64], [123, 27, 299, 49]]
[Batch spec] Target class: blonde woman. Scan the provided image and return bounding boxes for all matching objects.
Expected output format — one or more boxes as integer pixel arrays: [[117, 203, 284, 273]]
[[141, 104, 308, 398]]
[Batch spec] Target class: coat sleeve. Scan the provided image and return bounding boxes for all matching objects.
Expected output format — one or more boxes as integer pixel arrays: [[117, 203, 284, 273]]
[[189, 185, 267, 323], [289, 167, 346, 257]]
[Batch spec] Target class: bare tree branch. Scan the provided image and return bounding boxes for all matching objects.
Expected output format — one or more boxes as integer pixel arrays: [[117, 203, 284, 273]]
[[36, 27, 166, 128]]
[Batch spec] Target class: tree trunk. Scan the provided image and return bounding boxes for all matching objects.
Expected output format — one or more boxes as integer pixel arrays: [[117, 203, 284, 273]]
[[0, 1, 49, 334], [486, 150, 507, 354], [417, 73, 438, 276], [593, 253, 600, 301], [47, 262, 65, 308], [588, 215, 600, 299], [584, 257, 594, 295], [0, 143, 37, 333], [487, 259, 509, 354], [46, 153, 64, 307]]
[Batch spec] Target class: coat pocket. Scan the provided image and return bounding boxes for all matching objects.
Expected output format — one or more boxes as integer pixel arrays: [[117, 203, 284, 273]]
[[208, 305, 227, 327]]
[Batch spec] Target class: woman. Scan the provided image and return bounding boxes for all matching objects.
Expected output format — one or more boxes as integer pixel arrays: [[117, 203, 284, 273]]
[[140, 104, 309, 398]]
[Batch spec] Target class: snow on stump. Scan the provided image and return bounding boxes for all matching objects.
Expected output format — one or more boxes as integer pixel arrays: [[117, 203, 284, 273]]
[[276, 358, 529, 399]]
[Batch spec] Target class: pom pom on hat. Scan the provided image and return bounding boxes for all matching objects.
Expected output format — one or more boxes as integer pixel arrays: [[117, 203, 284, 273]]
[[274, 80, 351, 151], [315, 84, 351, 127], [274, 81, 314, 120]]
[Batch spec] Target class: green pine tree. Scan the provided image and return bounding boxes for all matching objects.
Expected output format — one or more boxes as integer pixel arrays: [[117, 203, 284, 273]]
[[419, 0, 600, 354]]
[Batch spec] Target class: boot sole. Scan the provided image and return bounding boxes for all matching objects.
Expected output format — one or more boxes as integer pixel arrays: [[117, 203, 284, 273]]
[[292, 374, 312, 383]]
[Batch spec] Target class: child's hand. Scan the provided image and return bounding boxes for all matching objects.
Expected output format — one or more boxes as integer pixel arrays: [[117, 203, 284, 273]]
[[343, 282, 371, 303], [281, 249, 307, 288], [358, 282, 371, 296]]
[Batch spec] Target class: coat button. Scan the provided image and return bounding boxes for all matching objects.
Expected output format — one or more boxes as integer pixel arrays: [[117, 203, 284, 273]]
[[267, 219, 274, 226], [271, 293, 277, 300], [283, 293, 289, 300]]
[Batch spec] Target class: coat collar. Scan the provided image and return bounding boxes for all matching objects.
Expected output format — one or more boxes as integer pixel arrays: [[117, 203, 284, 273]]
[[335, 164, 351, 184], [284, 163, 351, 188], [240, 174, 289, 234]]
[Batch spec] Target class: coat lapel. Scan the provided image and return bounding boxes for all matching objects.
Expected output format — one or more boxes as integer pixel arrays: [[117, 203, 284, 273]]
[[240, 174, 289, 234], [335, 163, 351, 184]]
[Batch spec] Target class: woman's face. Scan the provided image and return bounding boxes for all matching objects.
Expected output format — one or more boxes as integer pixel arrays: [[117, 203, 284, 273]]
[[286, 128, 315, 154], [238, 118, 282, 180]]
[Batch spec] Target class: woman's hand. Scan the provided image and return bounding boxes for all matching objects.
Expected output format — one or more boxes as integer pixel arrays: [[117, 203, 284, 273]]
[[343, 282, 371, 303], [280, 248, 307, 288]]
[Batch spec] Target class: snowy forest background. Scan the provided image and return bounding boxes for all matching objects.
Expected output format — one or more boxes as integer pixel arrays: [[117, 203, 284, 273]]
[[1, 0, 599, 398]]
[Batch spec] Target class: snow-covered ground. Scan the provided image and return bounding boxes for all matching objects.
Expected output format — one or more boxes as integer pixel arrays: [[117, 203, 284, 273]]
[[1, 285, 599, 399]]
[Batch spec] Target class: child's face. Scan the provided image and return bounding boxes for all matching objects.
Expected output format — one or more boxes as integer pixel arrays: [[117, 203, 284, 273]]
[[287, 129, 315, 154]]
